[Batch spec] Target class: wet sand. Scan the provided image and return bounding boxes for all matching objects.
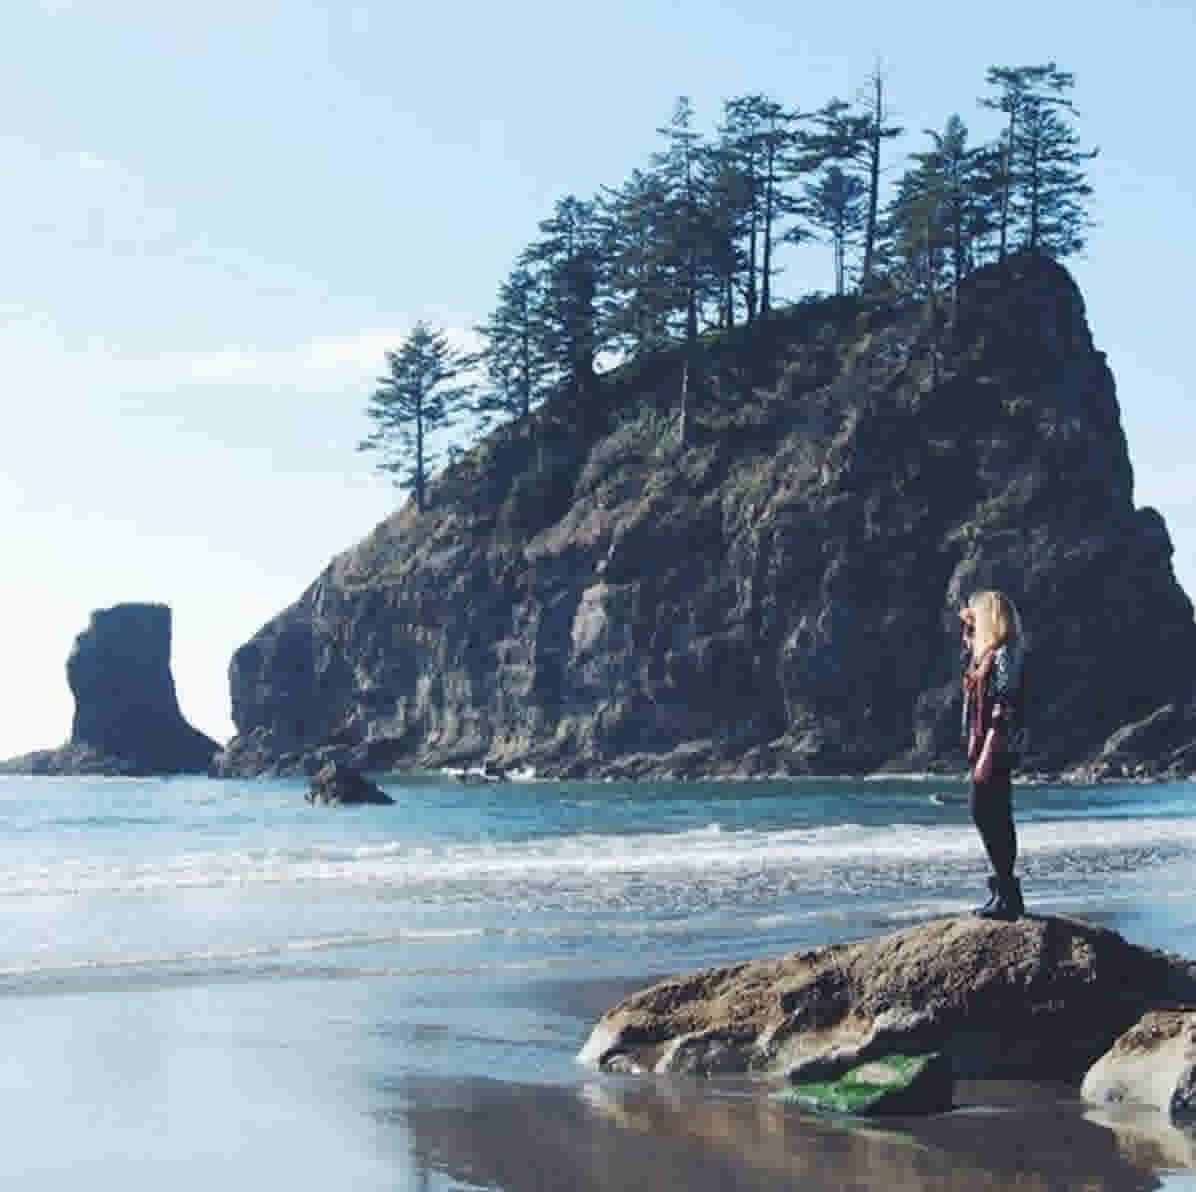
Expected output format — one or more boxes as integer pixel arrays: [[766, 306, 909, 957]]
[[392, 1073, 1196, 1192], [379, 955, 1196, 1192]]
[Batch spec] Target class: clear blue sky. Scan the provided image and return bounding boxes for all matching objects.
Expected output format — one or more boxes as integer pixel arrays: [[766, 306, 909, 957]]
[[3, 0, 1193, 757]]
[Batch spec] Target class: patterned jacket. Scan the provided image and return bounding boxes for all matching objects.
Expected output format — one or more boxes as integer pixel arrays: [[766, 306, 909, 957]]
[[963, 642, 1026, 771]]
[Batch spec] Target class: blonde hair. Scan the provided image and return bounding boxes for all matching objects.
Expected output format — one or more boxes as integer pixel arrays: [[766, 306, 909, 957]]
[[968, 590, 1021, 660]]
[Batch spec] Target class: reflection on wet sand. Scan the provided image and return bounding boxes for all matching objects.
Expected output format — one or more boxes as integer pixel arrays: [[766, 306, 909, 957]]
[[390, 1075, 1188, 1192]]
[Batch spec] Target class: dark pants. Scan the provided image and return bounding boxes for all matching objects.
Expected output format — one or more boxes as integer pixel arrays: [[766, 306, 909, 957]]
[[971, 767, 1017, 881]]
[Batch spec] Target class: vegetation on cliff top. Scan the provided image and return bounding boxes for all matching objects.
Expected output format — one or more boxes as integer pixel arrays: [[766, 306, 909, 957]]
[[359, 62, 1097, 509]]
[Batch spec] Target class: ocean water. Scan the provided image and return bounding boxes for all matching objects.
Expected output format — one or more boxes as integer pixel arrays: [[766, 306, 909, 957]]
[[3, 772, 1195, 1190]]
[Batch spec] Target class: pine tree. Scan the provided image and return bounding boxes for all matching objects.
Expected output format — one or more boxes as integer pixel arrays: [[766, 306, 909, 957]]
[[858, 65, 903, 286], [358, 323, 473, 513], [520, 194, 607, 401], [980, 63, 1095, 261], [1013, 87, 1097, 257], [650, 97, 721, 448], [715, 97, 763, 324], [650, 97, 717, 347], [961, 140, 1005, 271], [600, 168, 675, 353], [887, 155, 949, 305], [894, 112, 985, 313], [733, 95, 801, 317], [700, 148, 750, 329], [475, 264, 552, 431], [980, 62, 1095, 260], [810, 72, 902, 289], [805, 165, 866, 295], [980, 65, 1047, 261]]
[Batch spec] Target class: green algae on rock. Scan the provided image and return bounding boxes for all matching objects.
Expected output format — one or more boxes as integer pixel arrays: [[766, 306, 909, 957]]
[[776, 1052, 953, 1116]]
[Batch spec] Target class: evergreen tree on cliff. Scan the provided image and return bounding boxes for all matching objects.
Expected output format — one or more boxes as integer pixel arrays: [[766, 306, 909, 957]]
[[980, 63, 1096, 260], [357, 323, 473, 513], [600, 168, 675, 353], [887, 117, 986, 317], [887, 154, 948, 304], [715, 94, 803, 320], [650, 97, 717, 347], [810, 70, 902, 289], [805, 164, 866, 295], [648, 97, 720, 446], [700, 144, 750, 329], [1011, 84, 1097, 257], [520, 194, 607, 404], [926, 118, 978, 288], [475, 264, 552, 430], [712, 98, 761, 324], [857, 64, 903, 286]]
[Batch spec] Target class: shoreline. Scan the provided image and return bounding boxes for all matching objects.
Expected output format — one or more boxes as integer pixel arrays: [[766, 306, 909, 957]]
[[4, 759, 1196, 787]]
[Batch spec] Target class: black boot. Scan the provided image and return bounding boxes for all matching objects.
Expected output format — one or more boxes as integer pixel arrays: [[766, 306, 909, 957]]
[[978, 876, 1024, 922], [1004, 876, 1025, 920], [973, 876, 999, 916]]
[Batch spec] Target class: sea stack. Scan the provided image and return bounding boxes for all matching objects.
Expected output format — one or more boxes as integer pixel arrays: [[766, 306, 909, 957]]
[[214, 254, 1196, 780], [1, 602, 219, 776]]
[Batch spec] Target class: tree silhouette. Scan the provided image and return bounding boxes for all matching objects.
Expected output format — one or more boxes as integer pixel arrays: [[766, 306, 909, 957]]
[[806, 164, 866, 295], [981, 63, 1095, 261], [475, 264, 552, 430], [358, 323, 473, 512]]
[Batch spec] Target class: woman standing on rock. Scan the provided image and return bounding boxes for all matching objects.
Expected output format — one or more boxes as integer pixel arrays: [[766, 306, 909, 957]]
[[960, 590, 1027, 920]]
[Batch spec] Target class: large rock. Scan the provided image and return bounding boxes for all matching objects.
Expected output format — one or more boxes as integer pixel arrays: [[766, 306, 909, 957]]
[[1068, 701, 1196, 782], [577, 915, 1196, 1082], [1082, 1011, 1196, 1118], [0, 603, 219, 776], [213, 254, 1196, 778], [306, 761, 394, 806]]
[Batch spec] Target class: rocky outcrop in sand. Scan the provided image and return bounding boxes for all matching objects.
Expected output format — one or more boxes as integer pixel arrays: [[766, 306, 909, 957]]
[[1, 603, 219, 776], [578, 915, 1196, 1081], [1083, 1011, 1196, 1118]]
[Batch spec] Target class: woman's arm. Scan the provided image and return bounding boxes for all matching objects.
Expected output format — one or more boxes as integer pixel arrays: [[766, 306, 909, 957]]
[[973, 726, 999, 783]]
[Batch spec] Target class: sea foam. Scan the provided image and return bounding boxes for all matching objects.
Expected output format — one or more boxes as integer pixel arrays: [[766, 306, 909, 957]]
[[1, 815, 1192, 900]]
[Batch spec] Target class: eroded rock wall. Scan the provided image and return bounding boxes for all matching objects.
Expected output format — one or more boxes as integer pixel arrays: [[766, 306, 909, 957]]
[[215, 255, 1196, 778]]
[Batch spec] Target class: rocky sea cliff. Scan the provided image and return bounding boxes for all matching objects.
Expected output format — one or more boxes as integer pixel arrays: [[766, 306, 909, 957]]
[[214, 254, 1196, 780]]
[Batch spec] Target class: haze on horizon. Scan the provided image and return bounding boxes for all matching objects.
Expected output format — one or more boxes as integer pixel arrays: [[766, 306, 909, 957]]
[[3, 0, 1192, 759]]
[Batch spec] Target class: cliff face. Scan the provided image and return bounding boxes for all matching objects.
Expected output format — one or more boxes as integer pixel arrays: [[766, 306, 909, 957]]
[[215, 255, 1196, 779], [2, 603, 219, 776]]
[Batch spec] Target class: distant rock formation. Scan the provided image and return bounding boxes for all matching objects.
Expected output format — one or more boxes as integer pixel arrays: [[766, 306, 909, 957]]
[[306, 760, 393, 806], [577, 915, 1196, 1082], [212, 254, 1196, 779], [1, 603, 219, 776]]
